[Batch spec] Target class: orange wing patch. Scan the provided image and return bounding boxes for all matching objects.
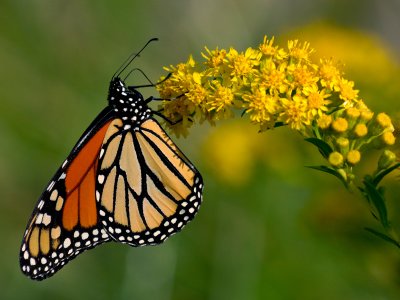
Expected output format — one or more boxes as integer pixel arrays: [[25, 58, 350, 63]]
[[61, 121, 111, 231]]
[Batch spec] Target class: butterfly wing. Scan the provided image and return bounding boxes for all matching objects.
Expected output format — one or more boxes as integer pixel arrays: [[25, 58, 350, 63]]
[[96, 118, 203, 245], [20, 108, 115, 280]]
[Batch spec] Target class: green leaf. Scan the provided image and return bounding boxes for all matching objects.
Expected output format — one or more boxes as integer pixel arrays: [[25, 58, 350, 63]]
[[304, 138, 333, 159], [307, 165, 347, 188], [365, 227, 400, 248], [373, 162, 400, 186], [363, 179, 389, 229]]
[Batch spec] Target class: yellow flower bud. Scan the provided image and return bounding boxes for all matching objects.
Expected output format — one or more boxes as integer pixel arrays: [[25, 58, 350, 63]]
[[354, 123, 368, 137], [376, 112, 392, 129], [329, 151, 344, 167], [332, 117, 348, 133], [317, 114, 332, 130], [381, 132, 396, 145], [360, 111, 374, 121], [336, 137, 349, 148], [347, 150, 361, 165], [378, 150, 397, 169], [346, 107, 360, 119]]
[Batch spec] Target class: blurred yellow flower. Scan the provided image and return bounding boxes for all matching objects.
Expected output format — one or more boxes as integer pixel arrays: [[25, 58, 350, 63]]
[[202, 122, 260, 185]]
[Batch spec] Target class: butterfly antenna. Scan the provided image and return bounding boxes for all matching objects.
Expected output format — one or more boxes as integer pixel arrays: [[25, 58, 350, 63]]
[[123, 68, 154, 84], [113, 38, 158, 79]]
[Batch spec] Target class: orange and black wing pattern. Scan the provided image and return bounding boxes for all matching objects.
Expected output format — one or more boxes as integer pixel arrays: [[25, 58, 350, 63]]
[[96, 117, 203, 245], [20, 76, 204, 281], [20, 108, 114, 280]]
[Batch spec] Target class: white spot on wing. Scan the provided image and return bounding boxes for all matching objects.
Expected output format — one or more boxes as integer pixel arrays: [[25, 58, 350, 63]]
[[42, 213, 51, 226], [63, 238, 71, 248], [98, 175, 105, 184], [47, 181, 55, 191]]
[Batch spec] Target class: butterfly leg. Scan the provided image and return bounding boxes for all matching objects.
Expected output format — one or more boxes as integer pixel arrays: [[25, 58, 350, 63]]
[[152, 110, 183, 125]]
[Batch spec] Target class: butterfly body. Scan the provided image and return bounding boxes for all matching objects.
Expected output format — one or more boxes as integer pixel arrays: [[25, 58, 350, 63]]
[[20, 76, 203, 280]]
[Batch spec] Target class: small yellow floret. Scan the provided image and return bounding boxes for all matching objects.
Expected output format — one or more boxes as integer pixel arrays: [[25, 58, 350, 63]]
[[329, 152, 344, 167], [332, 117, 348, 133], [381, 132, 396, 145], [376, 113, 392, 129], [347, 150, 361, 165], [346, 107, 360, 119], [336, 137, 349, 148], [360, 111, 374, 121], [354, 123, 368, 137], [317, 114, 332, 130]]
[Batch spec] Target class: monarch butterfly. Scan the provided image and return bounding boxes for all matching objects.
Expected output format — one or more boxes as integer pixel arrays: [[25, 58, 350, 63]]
[[19, 39, 203, 281]]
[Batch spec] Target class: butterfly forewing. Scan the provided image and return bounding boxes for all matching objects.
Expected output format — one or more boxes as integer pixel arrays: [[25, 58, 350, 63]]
[[96, 118, 203, 246], [20, 114, 114, 280]]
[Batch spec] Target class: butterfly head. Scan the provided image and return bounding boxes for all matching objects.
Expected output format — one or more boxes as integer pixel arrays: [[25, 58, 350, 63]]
[[108, 77, 152, 125]]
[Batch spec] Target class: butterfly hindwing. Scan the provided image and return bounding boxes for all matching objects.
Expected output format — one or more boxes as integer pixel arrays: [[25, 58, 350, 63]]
[[20, 110, 114, 280], [96, 118, 203, 246]]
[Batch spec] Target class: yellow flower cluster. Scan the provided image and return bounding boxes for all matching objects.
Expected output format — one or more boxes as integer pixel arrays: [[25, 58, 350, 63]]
[[157, 36, 361, 135], [156, 36, 396, 185], [318, 102, 396, 172]]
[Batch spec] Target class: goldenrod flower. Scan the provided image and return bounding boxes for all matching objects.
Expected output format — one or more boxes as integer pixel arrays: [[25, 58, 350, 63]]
[[346, 107, 360, 119], [332, 117, 348, 133], [258, 60, 287, 94], [202, 47, 227, 69], [381, 131, 396, 146], [279, 96, 310, 130], [329, 152, 344, 167], [259, 36, 288, 60], [287, 40, 315, 62], [156, 35, 400, 251], [243, 87, 278, 125], [354, 123, 368, 137], [302, 84, 331, 117], [336, 137, 349, 148], [376, 112, 393, 129], [336, 78, 359, 102], [227, 47, 260, 82], [319, 58, 341, 89], [287, 64, 318, 89], [317, 114, 332, 130], [360, 110, 374, 121], [206, 82, 234, 114], [347, 150, 361, 165]]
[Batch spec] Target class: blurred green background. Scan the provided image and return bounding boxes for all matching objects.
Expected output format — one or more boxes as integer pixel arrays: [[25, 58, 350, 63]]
[[2, 0, 400, 299]]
